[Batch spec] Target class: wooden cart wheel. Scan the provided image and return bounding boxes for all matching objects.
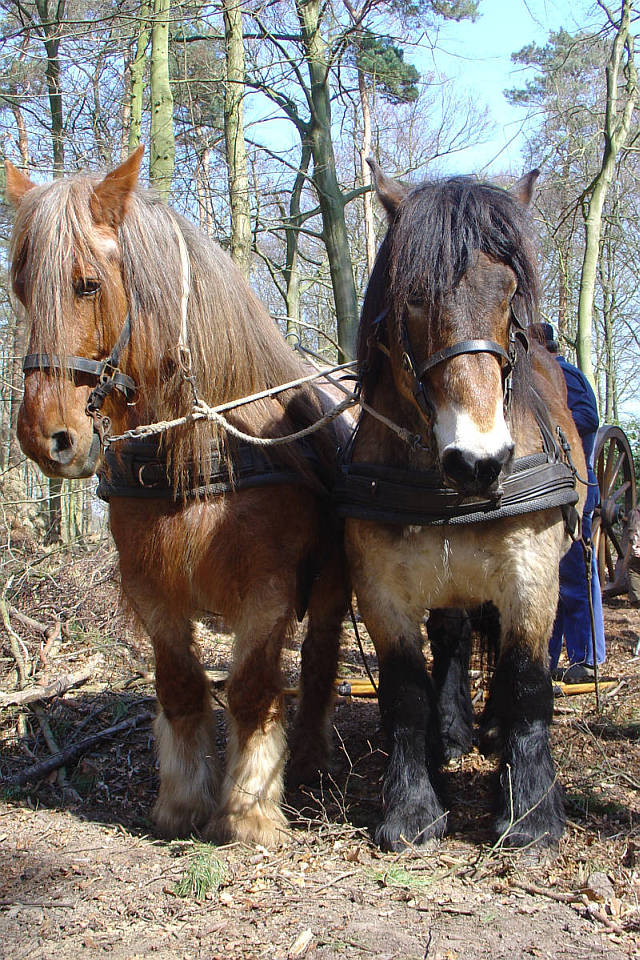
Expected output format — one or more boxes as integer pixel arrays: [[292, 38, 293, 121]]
[[592, 425, 637, 596]]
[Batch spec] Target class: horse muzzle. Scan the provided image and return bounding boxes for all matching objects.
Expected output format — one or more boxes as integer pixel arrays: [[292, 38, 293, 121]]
[[18, 409, 102, 480], [441, 442, 514, 497]]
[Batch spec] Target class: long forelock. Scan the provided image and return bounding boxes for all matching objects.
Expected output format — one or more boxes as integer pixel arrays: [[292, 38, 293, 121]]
[[358, 176, 540, 415], [387, 177, 539, 348], [10, 176, 120, 359]]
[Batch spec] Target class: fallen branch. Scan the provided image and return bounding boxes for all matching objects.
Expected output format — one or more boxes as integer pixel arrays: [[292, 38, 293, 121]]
[[509, 879, 580, 904], [0, 579, 29, 688], [0, 656, 102, 707], [6, 603, 58, 638], [1, 710, 154, 788]]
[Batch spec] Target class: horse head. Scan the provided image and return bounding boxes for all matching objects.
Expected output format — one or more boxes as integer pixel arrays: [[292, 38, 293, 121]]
[[6, 147, 144, 479], [368, 161, 540, 497]]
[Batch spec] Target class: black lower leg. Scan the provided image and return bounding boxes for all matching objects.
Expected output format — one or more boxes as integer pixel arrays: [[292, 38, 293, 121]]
[[428, 608, 474, 763], [491, 645, 565, 847], [376, 646, 446, 851]]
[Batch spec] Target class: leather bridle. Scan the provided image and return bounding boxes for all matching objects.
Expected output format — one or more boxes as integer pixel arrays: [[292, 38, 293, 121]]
[[390, 303, 530, 420], [22, 313, 136, 443]]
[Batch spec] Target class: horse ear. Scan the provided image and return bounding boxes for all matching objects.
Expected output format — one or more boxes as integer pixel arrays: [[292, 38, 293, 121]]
[[90, 145, 144, 229], [367, 158, 408, 219], [4, 160, 36, 206], [512, 169, 540, 207]]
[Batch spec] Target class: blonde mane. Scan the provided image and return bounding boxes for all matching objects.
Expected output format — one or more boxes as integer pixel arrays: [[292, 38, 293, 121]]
[[10, 176, 333, 490]]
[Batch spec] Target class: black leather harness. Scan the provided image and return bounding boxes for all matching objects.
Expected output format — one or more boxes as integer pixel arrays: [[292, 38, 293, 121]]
[[334, 450, 578, 528], [96, 435, 319, 502]]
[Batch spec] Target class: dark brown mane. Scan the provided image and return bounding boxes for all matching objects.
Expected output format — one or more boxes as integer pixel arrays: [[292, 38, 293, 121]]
[[358, 175, 540, 421], [10, 176, 335, 491]]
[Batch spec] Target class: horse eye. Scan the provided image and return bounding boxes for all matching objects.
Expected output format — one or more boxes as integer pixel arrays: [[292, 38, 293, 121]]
[[75, 278, 101, 298]]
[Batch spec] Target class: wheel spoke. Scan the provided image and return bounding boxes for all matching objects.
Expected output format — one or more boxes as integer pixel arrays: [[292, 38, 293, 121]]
[[608, 448, 626, 489], [604, 441, 618, 491], [607, 526, 624, 559], [605, 540, 615, 581], [612, 480, 631, 503]]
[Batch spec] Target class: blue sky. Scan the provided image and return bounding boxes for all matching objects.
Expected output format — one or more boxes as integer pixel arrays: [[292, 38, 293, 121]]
[[425, 0, 599, 174]]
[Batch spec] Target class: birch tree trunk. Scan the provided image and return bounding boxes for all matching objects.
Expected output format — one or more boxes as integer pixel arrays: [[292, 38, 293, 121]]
[[223, 0, 252, 278], [149, 0, 174, 200], [358, 69, 376, 274], [577, 0, 637, 387]]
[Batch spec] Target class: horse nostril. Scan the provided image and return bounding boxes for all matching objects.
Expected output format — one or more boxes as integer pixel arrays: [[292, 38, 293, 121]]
[[442, 448, 504, 494], [49, 429, 77, 465], [473, 457, 502, 489]]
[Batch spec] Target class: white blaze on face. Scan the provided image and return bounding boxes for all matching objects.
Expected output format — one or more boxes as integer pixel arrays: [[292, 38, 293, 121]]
[[433, 395, 514, 467]]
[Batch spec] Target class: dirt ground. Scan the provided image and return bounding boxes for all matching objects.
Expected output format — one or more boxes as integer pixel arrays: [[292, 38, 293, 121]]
[[0, 539, 639, 959]]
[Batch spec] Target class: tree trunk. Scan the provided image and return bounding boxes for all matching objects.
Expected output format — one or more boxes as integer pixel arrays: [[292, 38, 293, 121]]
[[35, 0, 66, 175], [149, 0, 174, 200], [196, 144, 213, 234], [223, 0, 252, 278], [284, 140, 312, 333], [296, 0, 358, 359], [129, 0, 151, 153], [577, 0, 637, 387], [121, 54, 132, 161], [358, 68, 376, 274]]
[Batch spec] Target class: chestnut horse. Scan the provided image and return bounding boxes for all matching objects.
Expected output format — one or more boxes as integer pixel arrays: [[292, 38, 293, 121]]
[[338, 166, 587, 851], [7, 148, 349, 845]]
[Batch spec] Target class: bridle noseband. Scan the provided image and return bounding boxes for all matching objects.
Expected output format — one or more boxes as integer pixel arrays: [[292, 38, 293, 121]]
[[22, 313, 136, 442]]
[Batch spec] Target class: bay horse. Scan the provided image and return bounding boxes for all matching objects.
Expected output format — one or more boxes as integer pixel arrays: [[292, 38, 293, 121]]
[[6, 148, 349, 846], [337, 165, 587, 851]]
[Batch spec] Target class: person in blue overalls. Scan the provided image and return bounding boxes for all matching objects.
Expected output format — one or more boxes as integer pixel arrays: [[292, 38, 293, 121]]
[[531, 323, 606, 682]]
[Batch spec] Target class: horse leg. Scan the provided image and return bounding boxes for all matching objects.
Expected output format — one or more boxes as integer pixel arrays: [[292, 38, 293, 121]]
[[288, 544, 349, 785], [207, 608, 291, 847], [490, 600, 565, 846], [141, 609, 219, 838], [358, 594, 445, 851], [428, 608, 473, 762]]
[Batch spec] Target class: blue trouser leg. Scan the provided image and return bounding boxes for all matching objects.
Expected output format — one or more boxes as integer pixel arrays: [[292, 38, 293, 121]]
[[548, 512, 605, 670]]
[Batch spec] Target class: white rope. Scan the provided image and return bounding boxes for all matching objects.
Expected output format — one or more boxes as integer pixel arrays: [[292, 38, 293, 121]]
[[168, 212, 192, 354], [104, 359, 358, 446]]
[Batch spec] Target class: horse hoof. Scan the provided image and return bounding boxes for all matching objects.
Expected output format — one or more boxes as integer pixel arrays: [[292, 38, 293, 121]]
[[477, 723, 503, 757], [440, 735, 473, 764], [375, 804, 447, 852], [205, 807, 289, 848], [494, 792, 565, 850], [152, 797, 212, 839], [287, 753, 332, 789]]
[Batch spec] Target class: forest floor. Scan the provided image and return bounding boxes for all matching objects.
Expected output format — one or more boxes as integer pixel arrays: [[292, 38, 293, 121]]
[[0, 536, 639, 960]]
